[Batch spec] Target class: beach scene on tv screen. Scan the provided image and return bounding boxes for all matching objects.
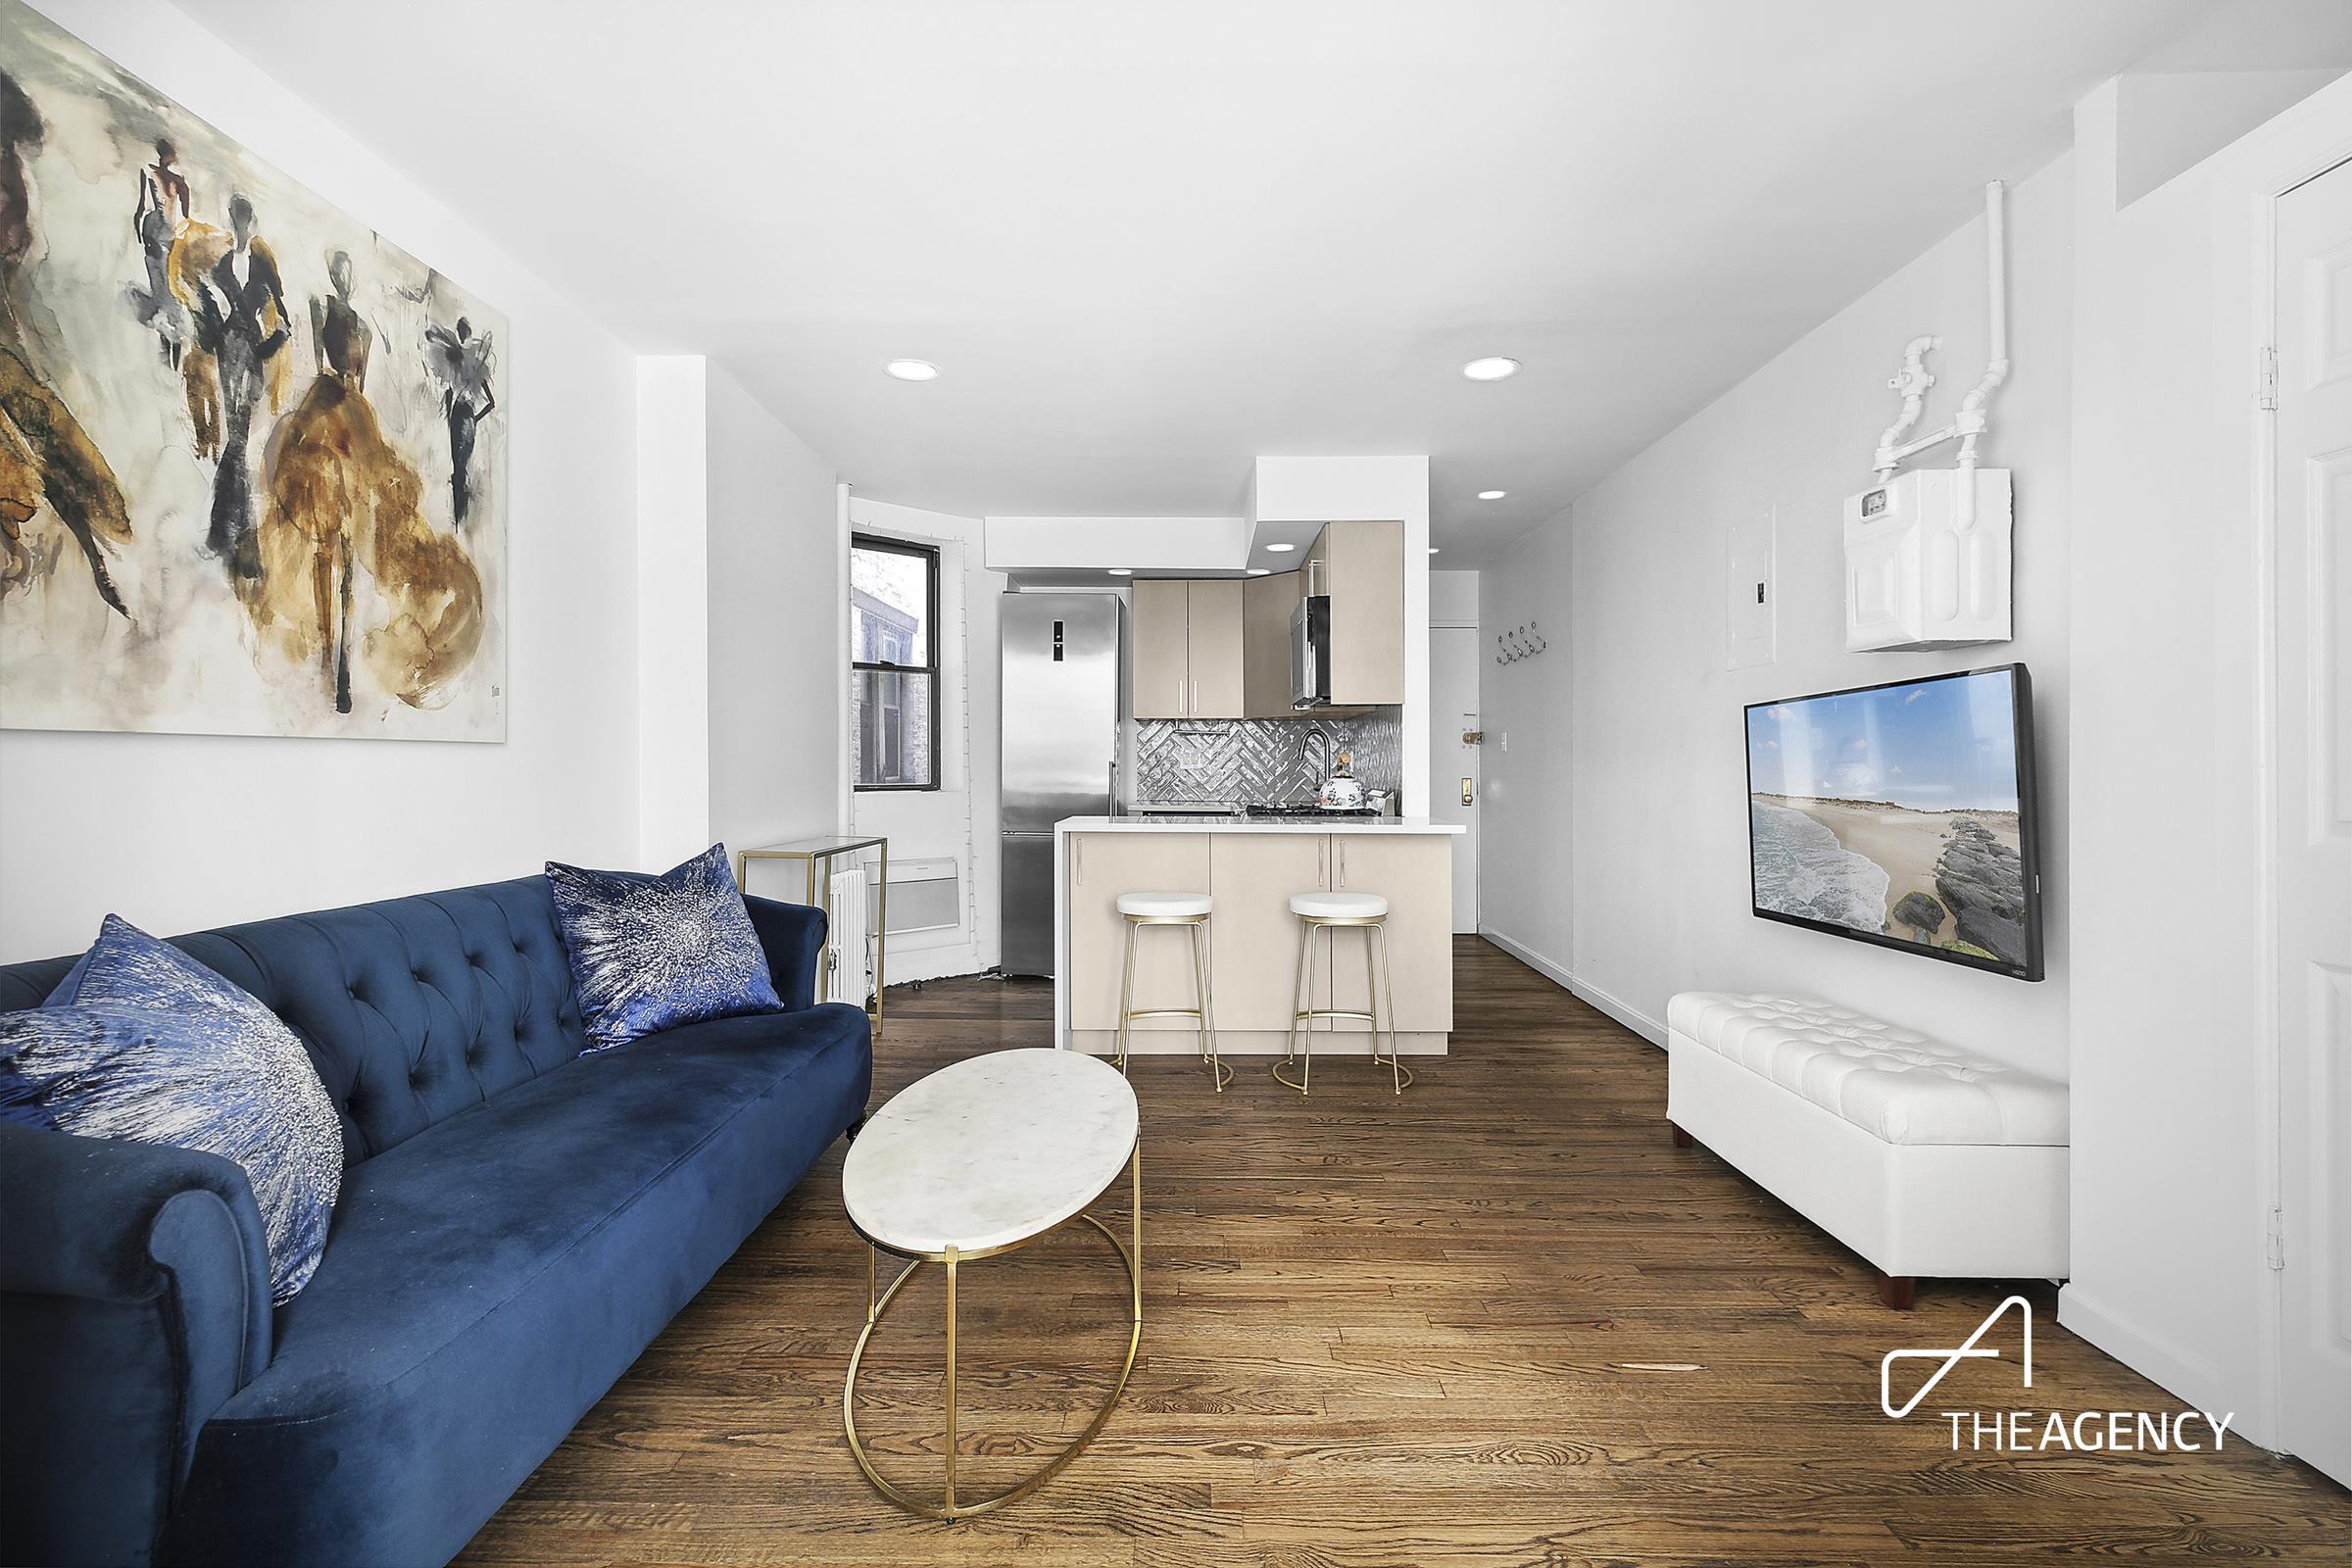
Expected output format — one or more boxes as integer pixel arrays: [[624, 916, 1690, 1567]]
[[1747, 670, 2029, 969]]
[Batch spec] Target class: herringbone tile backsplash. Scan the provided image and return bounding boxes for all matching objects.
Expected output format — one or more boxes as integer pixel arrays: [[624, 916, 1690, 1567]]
[[1135, 712, 1401, 805]]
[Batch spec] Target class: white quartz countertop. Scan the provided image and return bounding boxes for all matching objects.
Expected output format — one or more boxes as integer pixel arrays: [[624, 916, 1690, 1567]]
[[1057, 814, 1463, 835]]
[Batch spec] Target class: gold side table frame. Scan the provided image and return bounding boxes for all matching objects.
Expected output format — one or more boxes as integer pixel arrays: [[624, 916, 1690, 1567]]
[[843, 1139, 1142, 1521], [1274, 911, 1414, 1097], [735, 836, 887, 1030]]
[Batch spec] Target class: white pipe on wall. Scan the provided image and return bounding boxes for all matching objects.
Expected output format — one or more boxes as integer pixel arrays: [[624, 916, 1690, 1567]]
[[1870, 179, 2010, 531], [1875, 335, 1940, 479], [1953, 180, 2010, 531]]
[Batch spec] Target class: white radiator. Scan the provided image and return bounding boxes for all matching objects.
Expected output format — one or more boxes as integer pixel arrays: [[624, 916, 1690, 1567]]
[[827, 867, 873, 1010]]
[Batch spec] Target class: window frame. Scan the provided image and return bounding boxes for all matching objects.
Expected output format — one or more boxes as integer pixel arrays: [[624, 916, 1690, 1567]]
[[850, 532, 942, 793]]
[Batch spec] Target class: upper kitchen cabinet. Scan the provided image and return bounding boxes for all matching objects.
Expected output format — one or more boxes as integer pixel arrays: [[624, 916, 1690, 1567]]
[[1244, 569, 1300, 718], [1131, 578, 1246, 719], [1189, 579, 1245, 716], [1312, 519, 1405, 707], [1131, 579, 1191, 719]]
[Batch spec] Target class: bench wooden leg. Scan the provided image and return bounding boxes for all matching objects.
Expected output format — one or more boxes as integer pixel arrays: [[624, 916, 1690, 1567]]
[[1669, 1121, 1693, 1150], [1879, 1274, 1916, 1310]]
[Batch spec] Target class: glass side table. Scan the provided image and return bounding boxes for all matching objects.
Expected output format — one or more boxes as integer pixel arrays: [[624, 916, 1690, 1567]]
[[734, 835, 888, 1029]]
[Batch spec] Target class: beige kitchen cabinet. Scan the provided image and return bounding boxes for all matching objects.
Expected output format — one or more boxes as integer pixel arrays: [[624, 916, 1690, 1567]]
[[1202, 830, 1450, 1035], [1324, 833, 1453, 1031], [1066, 832, 1211, 1030], [1243, 569, 1300, 718], [1186, 578, 1246, 718], [1313, 519, 1405, 707], [1131, 579, 1193, 719], [1205, 832, 1326, 1030], [1128, 578, 1246, 719]]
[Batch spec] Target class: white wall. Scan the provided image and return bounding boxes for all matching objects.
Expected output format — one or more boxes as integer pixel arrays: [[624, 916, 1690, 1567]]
[[1476, 515, 1576, 991], [1484, 155, 2076, 1074], [1428, 568, 1481, 627], [0, 0, 641, 961], [706, 361, 841, 859], [634, 357, 710, 867], [846, 498, 1004, 980], [983, 515, 1248, 572], [2116, 69, 2348, 205], [2058, 72, 2352, 1446]]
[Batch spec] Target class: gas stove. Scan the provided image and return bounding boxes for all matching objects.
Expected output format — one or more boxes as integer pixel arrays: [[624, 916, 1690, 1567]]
[[1242, 803, 1382, 819]]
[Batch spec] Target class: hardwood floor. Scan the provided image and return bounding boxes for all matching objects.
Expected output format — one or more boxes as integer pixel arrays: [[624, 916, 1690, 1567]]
[[457, 938, 2350, 1566]]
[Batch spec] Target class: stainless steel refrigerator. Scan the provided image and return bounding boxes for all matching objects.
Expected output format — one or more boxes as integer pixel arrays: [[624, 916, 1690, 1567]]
[[1000, 592, 1122, 976]]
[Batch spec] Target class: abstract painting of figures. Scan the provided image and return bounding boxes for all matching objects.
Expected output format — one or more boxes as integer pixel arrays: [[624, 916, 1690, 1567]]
[[0, 1, 504, 741]]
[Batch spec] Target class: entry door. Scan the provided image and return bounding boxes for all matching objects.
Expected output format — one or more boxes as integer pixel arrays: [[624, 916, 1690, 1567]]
[[1429, 625, 1480, 932], [2274, 154, 2352, 1488]]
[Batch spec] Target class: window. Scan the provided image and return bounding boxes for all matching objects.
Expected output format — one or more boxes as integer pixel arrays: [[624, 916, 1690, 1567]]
[[851, 534, 939, 790]]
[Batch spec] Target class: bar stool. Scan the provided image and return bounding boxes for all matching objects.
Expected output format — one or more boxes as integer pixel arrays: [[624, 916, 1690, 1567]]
[[1112, 893, 1232, 1092], [1275, 891, 1412, 1097]]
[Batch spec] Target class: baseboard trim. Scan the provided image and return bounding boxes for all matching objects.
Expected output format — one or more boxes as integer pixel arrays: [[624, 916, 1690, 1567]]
[[2055, 1283, 2240, 1432], [1477, 928, 1666, 1047]]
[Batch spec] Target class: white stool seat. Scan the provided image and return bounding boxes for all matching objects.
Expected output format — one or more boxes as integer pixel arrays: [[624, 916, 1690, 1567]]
[[1288, 891, 1389, 920], [1116, 892, 1211, 918]]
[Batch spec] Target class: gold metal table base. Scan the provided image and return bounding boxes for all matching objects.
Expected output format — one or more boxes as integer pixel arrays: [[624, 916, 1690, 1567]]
[[843, 1142, 1142, 1521]]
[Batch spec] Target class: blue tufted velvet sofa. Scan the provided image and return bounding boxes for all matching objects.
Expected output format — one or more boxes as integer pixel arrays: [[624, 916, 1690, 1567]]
[[0, 875, 872, 1568]]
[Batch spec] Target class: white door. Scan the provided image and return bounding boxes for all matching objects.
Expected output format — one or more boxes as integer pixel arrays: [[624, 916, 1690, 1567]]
[[2274, 155, 2352, 1489], [1429, 626, 1480, 933]]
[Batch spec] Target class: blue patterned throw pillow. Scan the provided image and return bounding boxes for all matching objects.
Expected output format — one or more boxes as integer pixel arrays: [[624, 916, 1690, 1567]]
[[5, 915, 343, 1303], [546, 844, 782, 1052]]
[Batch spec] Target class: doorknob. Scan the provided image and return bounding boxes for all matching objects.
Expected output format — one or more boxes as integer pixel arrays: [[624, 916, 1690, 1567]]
[[1460, 777, 1474, 806], [1462, 730, 1484, 745]]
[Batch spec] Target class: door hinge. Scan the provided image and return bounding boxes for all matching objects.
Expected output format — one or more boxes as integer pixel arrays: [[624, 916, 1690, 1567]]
[[2267, 1204, 2286, 1270], [2258, 344, 2278, 412]]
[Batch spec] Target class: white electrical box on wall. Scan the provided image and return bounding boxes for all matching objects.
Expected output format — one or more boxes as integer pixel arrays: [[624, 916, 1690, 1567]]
[[1842, 467, 2013, 652], [1727, 506, 1776, 670]]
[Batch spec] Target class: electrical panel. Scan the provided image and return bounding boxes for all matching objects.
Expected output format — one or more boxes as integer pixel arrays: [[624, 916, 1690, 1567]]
[[1843, 467, 2013, 652]]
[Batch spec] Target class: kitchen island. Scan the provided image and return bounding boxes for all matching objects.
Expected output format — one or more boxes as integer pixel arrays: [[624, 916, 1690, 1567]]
[[1053, 816, 1463, 1057]]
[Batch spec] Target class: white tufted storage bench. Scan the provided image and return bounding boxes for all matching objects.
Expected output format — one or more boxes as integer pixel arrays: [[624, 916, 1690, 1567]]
[[1664, 992, 2068, 1307]]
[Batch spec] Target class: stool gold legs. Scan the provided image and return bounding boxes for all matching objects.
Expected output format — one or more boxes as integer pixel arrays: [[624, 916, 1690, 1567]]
[[1368, 920, 1412, 1096], [1112, 914, 1229, 1092], [1275, 915, 1413, 1097], [843, 1141, 1143, 1521], [1188, 921, 1232, 1092]]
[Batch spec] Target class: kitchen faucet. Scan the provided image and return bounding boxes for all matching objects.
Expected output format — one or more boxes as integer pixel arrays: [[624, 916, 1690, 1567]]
[[1295, 724, 1332, 801]]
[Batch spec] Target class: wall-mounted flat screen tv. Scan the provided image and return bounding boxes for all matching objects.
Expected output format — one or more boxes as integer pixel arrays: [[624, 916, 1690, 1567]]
[[1744, 664, 2043, 981]]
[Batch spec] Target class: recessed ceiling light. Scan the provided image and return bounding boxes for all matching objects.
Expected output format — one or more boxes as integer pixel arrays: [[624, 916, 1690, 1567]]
[[1265, 542, 1296, 553], [1462, 357, 1520, 381], [1477, 489, 1506, 500], [1106, 568, 1132, 576], [884, 359, 940, 381], [1247, 567, 1270, 576]]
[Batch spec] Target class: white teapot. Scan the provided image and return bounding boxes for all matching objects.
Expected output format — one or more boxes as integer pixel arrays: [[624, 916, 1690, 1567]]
[[1316, 751, 1367, 811]]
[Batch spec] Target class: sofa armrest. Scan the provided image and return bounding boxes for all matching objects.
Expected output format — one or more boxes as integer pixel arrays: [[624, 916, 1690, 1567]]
[[745, 895, 827, 1012], [0, 1123, 273, 1568]]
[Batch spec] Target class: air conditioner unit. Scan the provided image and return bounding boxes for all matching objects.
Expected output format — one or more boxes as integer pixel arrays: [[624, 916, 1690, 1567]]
[[870, 856, 960, 936]]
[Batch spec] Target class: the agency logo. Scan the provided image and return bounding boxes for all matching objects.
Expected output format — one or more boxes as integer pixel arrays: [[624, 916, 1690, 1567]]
[[1879, 1296, 2235, 1453], [1881, 1293, 2033, 1418]]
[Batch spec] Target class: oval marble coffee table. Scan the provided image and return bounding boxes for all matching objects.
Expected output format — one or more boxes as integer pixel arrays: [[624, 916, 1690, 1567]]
[[840, 1048, 1141, 1520]]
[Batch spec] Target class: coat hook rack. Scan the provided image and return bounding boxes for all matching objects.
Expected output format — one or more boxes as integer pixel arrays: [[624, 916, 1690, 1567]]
[[1494, 620, 1551, 664]]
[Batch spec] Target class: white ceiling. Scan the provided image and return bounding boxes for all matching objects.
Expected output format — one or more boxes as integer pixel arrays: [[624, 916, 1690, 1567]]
[[178, 0, 2234, 564]]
